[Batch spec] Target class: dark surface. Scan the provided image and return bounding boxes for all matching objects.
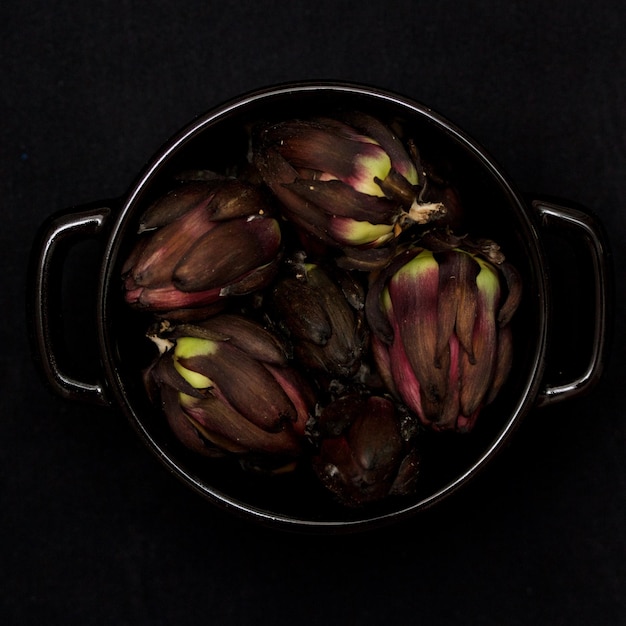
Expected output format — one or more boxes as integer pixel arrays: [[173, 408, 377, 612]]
[[3, 1, 625, 624]]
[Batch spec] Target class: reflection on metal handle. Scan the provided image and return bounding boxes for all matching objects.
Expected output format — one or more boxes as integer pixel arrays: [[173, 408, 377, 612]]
[[30, 206, 111, 406], [533, 199, 611, 407]]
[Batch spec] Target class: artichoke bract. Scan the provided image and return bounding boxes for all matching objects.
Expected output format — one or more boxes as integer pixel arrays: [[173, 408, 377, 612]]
[[252, 113, 447, 257], [143, 315, 315, 464], [122, 178, 282, 319], [312, 393, 420, 507], [366, 238, 522, 433], [268, 261, 368, 378]]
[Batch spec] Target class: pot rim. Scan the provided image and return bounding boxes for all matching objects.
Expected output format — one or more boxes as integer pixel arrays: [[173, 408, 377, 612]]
[[97, 80, 549, 531]]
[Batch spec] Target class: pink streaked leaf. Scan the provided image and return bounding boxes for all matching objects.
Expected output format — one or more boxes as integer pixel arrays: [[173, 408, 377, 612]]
[[388, 251, 449, 421], [136, 284, 222, 310], [265, 365, 314, 436], [365, 249, 422, 344], [384, 312, 425, 421], [389, 334, 425, 422], [459, 267, 500, 416]]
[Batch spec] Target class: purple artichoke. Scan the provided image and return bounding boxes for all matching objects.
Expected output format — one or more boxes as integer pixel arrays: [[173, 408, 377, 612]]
[[312, 393, 420, 506], [366, 239, 522, 433], [122, 178, 281, 319]]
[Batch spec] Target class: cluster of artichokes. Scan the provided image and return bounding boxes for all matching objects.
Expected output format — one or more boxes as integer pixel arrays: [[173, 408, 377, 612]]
[[122, 112, 521, 507]]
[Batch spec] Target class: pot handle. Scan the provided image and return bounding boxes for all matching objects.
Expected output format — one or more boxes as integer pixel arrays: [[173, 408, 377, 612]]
[[29, 204, 112, 406], [532, 198, 612, 407]]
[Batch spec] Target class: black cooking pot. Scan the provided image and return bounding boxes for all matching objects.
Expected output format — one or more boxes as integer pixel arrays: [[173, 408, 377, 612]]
[[29, 82, 611, 532]]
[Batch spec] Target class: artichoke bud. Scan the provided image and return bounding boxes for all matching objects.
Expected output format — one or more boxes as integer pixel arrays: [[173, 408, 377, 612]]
[[145, 315, 315, 461], [268, 261, 368, 378], [252, 113, 447, 253], [312, 393, 421, 507], [366, 240, 521, 433], [122, 178, 282, 319]]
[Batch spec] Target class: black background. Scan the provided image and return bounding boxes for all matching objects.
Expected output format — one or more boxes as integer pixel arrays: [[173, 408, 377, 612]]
[[3, 1, 626, 624]]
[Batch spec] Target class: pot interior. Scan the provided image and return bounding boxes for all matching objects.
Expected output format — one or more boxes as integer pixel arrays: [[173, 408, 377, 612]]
[[102, 85, 546, 529]]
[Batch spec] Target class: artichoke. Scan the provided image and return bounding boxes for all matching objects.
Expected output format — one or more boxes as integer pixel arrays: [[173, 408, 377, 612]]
[[252, 113, 447, 259], [268, 260, 368, 378], [144, 314, 315, 463], [366, 236, 522, 433], [122, 178, 282, 319], [312, 392, 420, 506]]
